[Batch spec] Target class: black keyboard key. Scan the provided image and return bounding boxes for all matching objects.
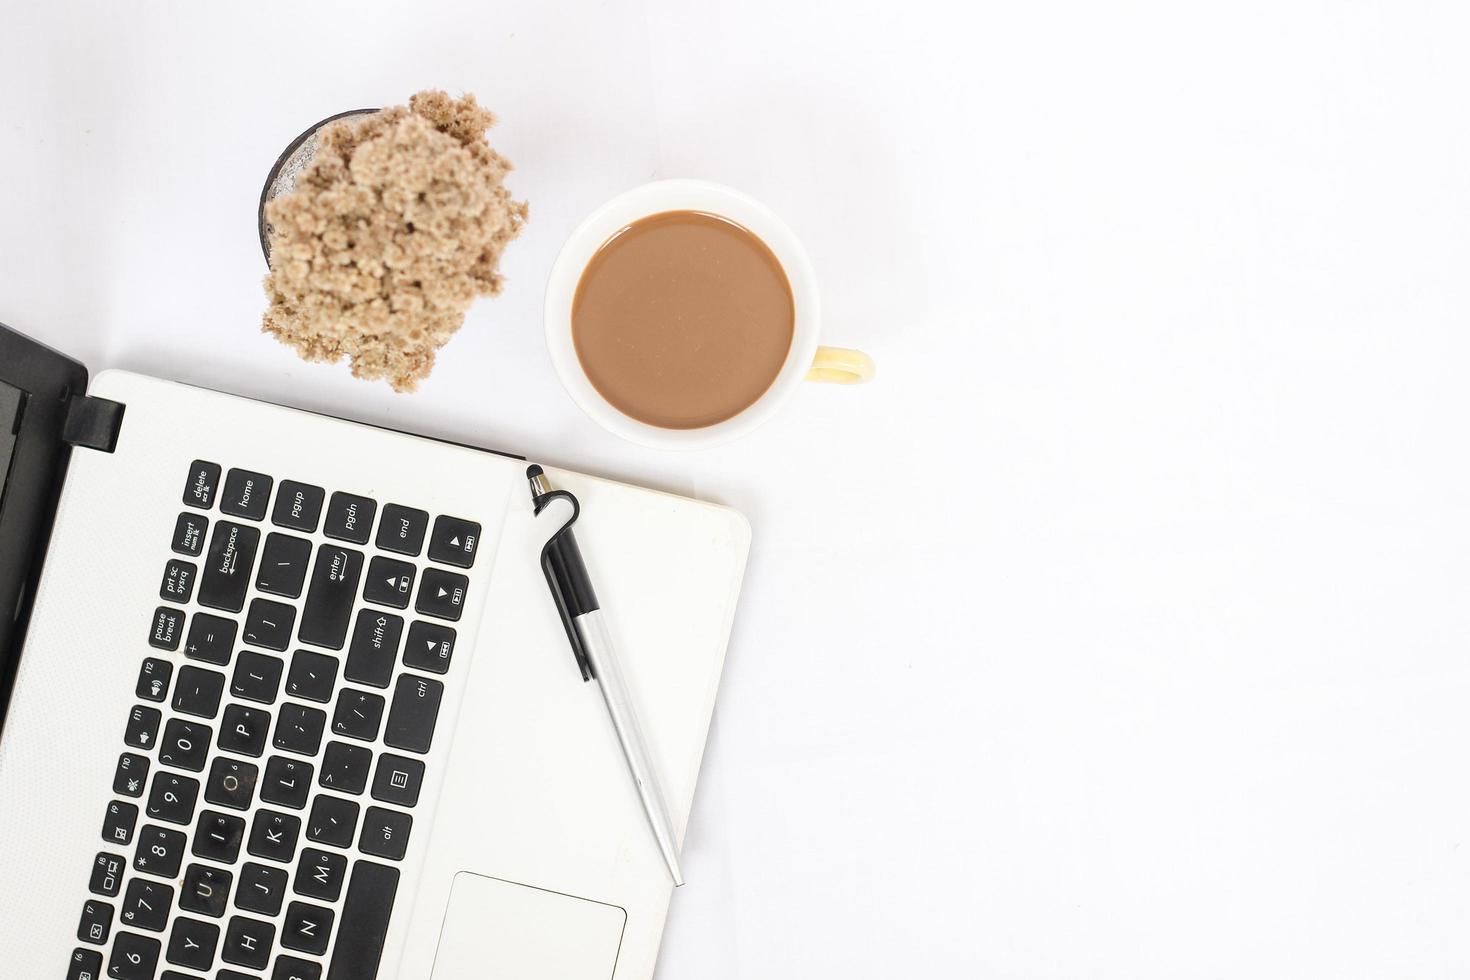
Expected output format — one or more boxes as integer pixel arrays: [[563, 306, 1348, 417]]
[[256, 533, 312, 598], [325, 861, 399, 980], [218, 704, 271, 758], [165, 916, 219, 972], [160, 972, 206, 980], [363, 556, 415, 610], [358, 807, 412, 861], [193, 810, 246, 864], [298, 546, 364, 649], [172, 666, 225, 719], [199, 521, 261, 613], [306, 795, 359, 849], [109, 932, 163, 979], [247, 810, 301, 864], [183, 461, 221, 510], [160, 559, 198, 603], [332, 689, 385, 741], [124, 705, 163, 750], [344, 610, 402, 687], [150, 606, 185, 650], [293, 848, 348, 902], [274, 955, 323, 980], [78, 898, 114, 944], [173, 511, 209, 557], [376, 504, 429, 556], [136, 658, 174, 702], [286, 649, 338, 703], [219, 972, 263, 980], [402, 621, 456, 674], [323, 492, 376, 544], [68, 946, 103, 980], [384, 674, 444, 754], [114, 753, 150, 798], [135, 824, 188, 877], [231, 652, 284, 705], [428, 515, 481, 568], [370, 754, 426, 808], [243, 598, 296, 652], [221, 468, 273, 521], [120, 878, 174, 932], [160, 719, 212, 772], [261, 757, 314, 810], [273, 703, 326, 756], [221, 916, 275, 972], [281, 901, 334, 956], [236, 862, 288, 916], [415, 568, 468, 621], [319, 741, 373, 795], [184, 613, 236, 665], [102, 800, 139, 846], [146, 772, 200, 825], [273, 481, 325, 533], [90, 852, 127, 897], [204, 758, 259, 810], [180, 864, 232, 918]]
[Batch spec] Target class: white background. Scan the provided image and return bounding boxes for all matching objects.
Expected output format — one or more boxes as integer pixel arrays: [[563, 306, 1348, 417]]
[[3, 1, 1469, 976]]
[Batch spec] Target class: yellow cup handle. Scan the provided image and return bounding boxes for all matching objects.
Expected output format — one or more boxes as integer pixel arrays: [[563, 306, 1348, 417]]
[[806, 346, 876, 384]]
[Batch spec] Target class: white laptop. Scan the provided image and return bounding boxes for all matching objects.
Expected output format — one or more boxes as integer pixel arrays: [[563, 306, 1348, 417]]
[[0, 326, 750, 980]]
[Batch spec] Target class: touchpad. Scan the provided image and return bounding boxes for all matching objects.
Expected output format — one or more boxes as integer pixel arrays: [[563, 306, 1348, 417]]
[[431, 872, 626, 979]]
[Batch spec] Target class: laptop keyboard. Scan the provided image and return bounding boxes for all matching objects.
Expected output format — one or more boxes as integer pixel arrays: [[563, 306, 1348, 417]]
[[69, 461, 481, 980]]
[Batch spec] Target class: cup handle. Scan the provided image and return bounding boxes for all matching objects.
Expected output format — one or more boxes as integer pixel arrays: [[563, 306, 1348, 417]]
[[806, 346, 876, 384]]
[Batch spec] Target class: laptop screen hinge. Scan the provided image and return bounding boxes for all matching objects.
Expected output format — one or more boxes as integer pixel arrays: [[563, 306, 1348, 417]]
[[61, 395, 125, 453]]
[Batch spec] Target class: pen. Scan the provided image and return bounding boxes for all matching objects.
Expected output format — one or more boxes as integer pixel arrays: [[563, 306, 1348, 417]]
[[526, 465, 686, 887]]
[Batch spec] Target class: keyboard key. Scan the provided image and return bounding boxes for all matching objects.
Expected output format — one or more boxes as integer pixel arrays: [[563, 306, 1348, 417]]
[[109, 932, 163, 979], [165, 916, 220, 972], [136, 658, 174, 702], [204, 758, 259, 811], [319, 741, 373, 795], [221, 468, 273, 521], [68, 946, 103, 980], [286, 649, 338, 703], [402, 621, 456, 674], [384, 674, 444, 754], [325, 861, 399, 980], [281, 901, 334, 956], [173, 666, 225, 719], [180, 864, 232, 918], [124, 704, 163, 750], [298, 545, 364, 649], [160, 559, 198, 603], [256, 533, 312, 598], [150, 606, 185, 650], [146, 772, 200, 825], [160, 972, 206, 980], [370, 754, 425, 808], [184, 613, 237, 665], [193, 810, 247, 864], [102, 800, 138, 846], [113, 753, 150, 797], [323, 492, 376, 544], [273, 703, 326, 756], [272, 480, 325, 533], [376, 504, 429, 556], [415, 568, 468, 621], [220, 972, 263, 980], [218, 704, 271, 758], [120, 878, 174, 932], [78, 898, 114, 944], [173, 511, 209, 557], [135, 824, 188, 877], [183, 460, 221, 510], [274, 955, 323, 980], [244, 598, 296, 652], [160, 719, 212, 772], [293, 848, 348, 902], [236, 862, 288, 916], [261, 757, 314, 810], [90, 852, 127, 897], [231, 652, 284, 705], [306, 795, 360, 849], [221, 915, 276, 972], [428, 515, 481, 568], [199, 521, 261, 613], [344, 610, 402, 687], [358, 807, 412, 861], [331, 689, 385, 741], [247, 810, 301, 864], [363, 555, 415, 609]]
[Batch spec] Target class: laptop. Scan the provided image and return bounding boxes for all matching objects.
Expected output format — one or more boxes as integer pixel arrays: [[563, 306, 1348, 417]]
[[0, 324, 750, 980]]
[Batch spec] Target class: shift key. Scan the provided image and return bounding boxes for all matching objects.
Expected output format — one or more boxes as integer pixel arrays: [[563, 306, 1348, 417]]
[[198, 521, 261, 613], [299, 545, 364, 650]]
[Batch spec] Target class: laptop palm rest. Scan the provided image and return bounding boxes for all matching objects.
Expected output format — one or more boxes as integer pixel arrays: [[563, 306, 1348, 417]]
[[431, 872, 626, 979]]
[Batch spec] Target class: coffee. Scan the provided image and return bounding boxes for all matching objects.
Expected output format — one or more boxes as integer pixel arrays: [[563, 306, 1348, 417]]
[[572, 210, 795, 430]]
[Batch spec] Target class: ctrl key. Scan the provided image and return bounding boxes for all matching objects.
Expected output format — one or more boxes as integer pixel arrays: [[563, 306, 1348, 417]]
[[66, 947, 102, 980]]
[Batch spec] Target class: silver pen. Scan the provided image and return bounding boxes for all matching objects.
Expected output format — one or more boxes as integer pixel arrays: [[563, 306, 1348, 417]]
[[527, 465, 685, 886]]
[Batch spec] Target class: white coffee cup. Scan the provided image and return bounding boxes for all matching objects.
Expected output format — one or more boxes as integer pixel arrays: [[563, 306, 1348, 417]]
[[544, 179, 874, 450]]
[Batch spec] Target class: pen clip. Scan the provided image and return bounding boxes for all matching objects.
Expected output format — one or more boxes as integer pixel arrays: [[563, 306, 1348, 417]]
[[533, 488, 593, 682]]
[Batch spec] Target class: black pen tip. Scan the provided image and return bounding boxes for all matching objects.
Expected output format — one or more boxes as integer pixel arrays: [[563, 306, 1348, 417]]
[[526, 464, 543, 480]]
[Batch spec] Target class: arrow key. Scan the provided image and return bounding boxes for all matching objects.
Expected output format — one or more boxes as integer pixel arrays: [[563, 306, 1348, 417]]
[[415, 568, 468, 622], [362, 556, 415, 610]]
